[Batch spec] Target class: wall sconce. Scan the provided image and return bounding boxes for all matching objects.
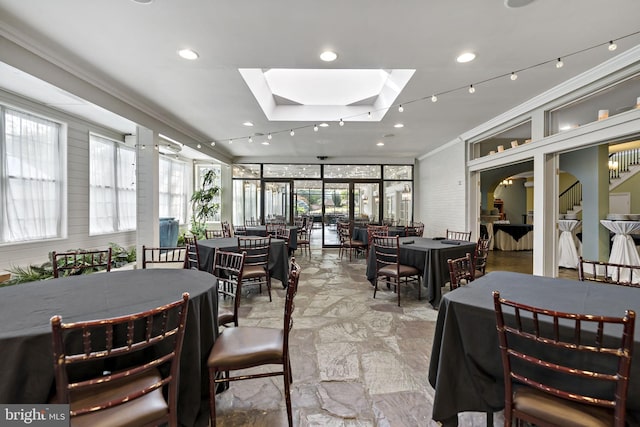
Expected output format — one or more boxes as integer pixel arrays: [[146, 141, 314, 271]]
[[362, 194, 368, 204]]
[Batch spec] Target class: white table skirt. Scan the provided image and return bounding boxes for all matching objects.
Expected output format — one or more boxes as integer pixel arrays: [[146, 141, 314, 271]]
[[494, 229, 533, 251], [600, 220, 640, 282], [558, 220, 580, 268]]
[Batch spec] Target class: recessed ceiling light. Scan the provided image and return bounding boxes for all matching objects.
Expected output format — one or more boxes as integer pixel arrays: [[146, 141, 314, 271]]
[[243, 121, 254, 127], [319, 123, 330, 127], [376, 142, 385, 146], [394, 123, 404, 128], [178, 49, 199, 60], [262, 141, 270, 145], [456, 52, 476, 63], [320, 50, 338, 62], [504, 0, 534, 8]]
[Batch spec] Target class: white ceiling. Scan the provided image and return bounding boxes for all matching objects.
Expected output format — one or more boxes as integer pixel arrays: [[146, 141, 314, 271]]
[[1, 0, 640, 162]]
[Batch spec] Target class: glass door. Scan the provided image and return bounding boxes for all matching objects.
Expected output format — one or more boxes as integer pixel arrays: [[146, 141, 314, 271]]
[[353, 182, 381, 226], [263, 181, 291, 223], [323, 182, 349, 246]]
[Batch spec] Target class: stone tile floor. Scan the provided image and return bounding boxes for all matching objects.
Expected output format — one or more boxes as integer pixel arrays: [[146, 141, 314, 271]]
[[210, 248, 530, 427], [210, 248, 549, 426]]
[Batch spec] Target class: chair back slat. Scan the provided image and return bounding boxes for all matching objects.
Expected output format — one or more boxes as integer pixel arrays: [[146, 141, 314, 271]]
[[446, 229, 472, 241], [447, 253, 475, 290], [141, 245, 187, 269], [52, 249, 112, 278], [578, 257, 640, 287]]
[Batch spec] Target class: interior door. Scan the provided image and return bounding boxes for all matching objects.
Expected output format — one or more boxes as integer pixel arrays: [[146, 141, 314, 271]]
[[323, 182, 350, 246]]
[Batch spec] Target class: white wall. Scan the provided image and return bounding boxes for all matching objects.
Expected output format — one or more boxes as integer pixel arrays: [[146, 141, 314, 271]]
[[0, 89, 135, 271], [417, 139, 467, 238]]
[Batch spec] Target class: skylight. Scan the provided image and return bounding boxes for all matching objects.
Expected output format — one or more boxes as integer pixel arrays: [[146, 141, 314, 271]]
[[239, 68, 415, 122]]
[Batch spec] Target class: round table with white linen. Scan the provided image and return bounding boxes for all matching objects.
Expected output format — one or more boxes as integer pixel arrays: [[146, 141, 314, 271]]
[[558, 219, 581, 268], [600, 220, 640, 283]]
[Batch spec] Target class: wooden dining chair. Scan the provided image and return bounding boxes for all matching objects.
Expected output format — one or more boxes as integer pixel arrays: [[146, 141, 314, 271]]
[[473, 236, 491, 277], [296, 220, 313, 257], [208, 259, 301, 427], [183, 236, 201, 270], [493, 291, 635, 427], [446, 229, 472, 241], [221, 221, 232, 238], [141, 245, 187, 269], [367, 224, 389, 257], [233, 224, 247, 236], [337, 222, 366, 261], [52, 248, 112, 278], [213, 249, 245, 329], [447, 253, 475, 290], [51, 293, 190, 427], [578, 257, 640, 287], [372, 235, 422, 306], [238, 236, 272, 301], [405, 222, 424, 237]]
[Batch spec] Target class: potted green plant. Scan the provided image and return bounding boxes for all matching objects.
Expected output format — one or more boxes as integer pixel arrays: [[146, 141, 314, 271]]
[[190, 168, 220, 239]]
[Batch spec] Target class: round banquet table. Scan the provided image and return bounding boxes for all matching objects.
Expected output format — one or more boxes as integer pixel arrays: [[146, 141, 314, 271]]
[[600, 220, 640, 283], [558, 219, 581, 268], [0, 269, 218, 427]]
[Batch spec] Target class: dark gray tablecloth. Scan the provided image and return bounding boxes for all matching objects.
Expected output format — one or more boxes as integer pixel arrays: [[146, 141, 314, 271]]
[[353, 226, 406, 244], [428, 271, 640, 426], [198, 237, 289, 286], [243, 225, 298, 250], [0, 269, 218, 427], [366, 237, 477, 307]]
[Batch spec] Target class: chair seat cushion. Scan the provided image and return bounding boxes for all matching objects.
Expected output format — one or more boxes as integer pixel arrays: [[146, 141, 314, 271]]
[[217, 307, 234, 326], [242, 265, 268, 279], [64, 369, 168, 427], [378, 264, 420, 277], [208, 326, 284, 371], [513, 386, 614, 427]]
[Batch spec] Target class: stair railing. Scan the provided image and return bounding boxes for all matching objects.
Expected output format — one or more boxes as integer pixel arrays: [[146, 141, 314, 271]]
[[559, 180, 582, 215], [609, 148, 640, 182]]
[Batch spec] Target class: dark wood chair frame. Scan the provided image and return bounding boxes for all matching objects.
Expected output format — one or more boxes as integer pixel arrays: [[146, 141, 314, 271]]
[[205, 229, 226, 239], [208, 259, 301, 427], [493, 291, 635, 427], [141, 245, 187, 269], [372, 235, 422, 306], [52, 248, 113, 278], [213, 249, 246, 329], [238, 236, 272, 302], [366, 224, 389, 257], [183, 235, 201, 270], [474, 236, 491, 277], [337, 222, 366, 261], [51, 293, 190, 427], [296, 220, 313, 257], [447, 252, 475, 290], [221, 221, 232, 238], [405, 222, 424, 237], [578, 257, 640, 287], [446, 229, 472, 241]]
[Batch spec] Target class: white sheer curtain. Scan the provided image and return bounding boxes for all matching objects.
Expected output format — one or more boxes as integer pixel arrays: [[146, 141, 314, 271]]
[[2, 108, 61, 243], [159, 157, 187, 224], [89, 134, 136, 234]]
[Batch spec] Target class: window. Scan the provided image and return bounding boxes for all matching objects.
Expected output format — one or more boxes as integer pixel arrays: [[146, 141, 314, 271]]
[[160, 157, 188, 224], [1, 107, 63, 243], [89, 134, 136, 234]]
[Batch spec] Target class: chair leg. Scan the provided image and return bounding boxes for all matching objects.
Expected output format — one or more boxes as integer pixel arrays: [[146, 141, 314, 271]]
[[283, 362, 293, 427], [397, 278, 401, 307], [208, 368, 217, 427], [267, 276, 272, 302], [373, 279, 378, 299]]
